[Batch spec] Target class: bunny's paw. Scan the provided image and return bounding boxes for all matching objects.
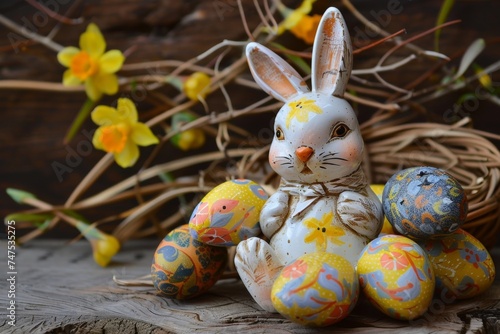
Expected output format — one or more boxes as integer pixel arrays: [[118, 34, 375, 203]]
[[337, 191, 383, 240], [235, 237, 284, 312], [260, 191, 289, 238]]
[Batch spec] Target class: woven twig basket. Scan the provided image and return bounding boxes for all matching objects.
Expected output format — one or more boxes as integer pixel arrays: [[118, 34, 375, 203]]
[[360, 114, 500, 248]]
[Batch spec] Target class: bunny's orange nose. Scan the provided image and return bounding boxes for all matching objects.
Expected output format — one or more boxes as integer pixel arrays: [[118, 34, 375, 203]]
[[295, 146, 314, 162]]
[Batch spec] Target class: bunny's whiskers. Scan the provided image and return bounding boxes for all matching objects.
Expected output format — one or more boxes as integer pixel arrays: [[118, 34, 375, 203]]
[[319, 152, 347, 168], [274, 155, 293, 168]]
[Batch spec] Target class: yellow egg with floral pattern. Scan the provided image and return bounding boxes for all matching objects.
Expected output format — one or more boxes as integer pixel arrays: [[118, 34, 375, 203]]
[[189, 179, 269, 246], [418, 229, 495, 300], [151, 225, 228, 299], [271, 252, 358, 327], [357, 234, 435, 320]]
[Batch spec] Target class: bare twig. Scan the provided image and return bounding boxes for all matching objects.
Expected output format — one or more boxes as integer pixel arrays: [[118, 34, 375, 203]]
[[0, 14, 64, 52]]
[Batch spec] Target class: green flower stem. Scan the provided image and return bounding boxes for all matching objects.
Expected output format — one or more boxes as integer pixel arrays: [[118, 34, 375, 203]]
[[64, 98, 98, 144], [9, 193, 81, 228], [434, 0, 456, 52]]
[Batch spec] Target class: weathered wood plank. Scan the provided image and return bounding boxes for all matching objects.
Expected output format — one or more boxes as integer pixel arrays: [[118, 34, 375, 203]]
[[1, 240, 499, 333]]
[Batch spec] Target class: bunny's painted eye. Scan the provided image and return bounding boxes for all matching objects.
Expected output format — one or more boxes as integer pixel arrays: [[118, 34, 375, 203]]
[[276, 128, 285, 140], [330, 123, 350, 140]]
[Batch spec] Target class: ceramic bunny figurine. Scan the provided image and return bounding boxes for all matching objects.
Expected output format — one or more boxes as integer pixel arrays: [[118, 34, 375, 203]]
[[234, 7, 383, 312]]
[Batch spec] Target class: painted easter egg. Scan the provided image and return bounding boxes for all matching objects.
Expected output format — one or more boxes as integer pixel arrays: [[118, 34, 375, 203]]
[[418, 229, 495, 300], [151, 225, 228, 299], [189, 179, 268, 246], [357, 234, 435, 320], [370, 184, 394, 235], [271, 252, 358, 327], [382, 166, 468, 239]]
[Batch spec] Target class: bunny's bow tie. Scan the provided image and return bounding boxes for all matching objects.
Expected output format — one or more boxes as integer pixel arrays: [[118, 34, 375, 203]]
[[280, 167, 368, 218]]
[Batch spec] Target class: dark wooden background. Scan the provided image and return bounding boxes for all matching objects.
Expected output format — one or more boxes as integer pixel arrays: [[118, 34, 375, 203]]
[[1, 0, 499, 239]]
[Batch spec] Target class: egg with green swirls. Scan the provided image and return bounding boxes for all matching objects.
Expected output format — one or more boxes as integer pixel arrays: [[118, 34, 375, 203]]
[[382, 167, 468, 240], [151, 225, 228, 299]]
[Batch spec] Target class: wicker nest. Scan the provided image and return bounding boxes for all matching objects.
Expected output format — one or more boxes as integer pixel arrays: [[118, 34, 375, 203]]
[[360, 113, 500, 248]]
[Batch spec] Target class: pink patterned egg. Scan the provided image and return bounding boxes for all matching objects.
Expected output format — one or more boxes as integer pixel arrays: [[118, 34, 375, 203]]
[[418, 229, 495, 300], [357, 235, 435, 320], [189, 179, 268, 246], [271, 252, 358, 327]]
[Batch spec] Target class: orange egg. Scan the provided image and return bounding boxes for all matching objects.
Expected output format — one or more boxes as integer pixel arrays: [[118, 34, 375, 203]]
[[151, 225, 227, 299]]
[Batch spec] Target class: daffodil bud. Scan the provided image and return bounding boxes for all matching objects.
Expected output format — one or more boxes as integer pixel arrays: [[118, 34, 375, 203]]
[[183, 72, 211, 101], [92, 234, 121, 267], [170, 112, 206, 151], [75, 221, 121, 267], [474, 64, 493, 90]]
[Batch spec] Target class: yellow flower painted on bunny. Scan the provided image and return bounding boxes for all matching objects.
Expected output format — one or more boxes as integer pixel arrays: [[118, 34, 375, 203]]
[[303, 212, 345, 250], [285, 97, 322, 128]]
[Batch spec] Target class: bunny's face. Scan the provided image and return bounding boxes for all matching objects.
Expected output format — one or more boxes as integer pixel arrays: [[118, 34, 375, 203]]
[[246, 7, 358, 183], [269, 92, 363, 183]]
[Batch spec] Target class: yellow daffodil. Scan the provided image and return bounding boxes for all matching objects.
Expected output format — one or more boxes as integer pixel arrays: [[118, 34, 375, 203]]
[[183, 72, 211, 101], [76, 221, 121, 267], [91, 98, 159, 168], [290, 14, 321, 44], [57, 23, 125, 101], [277, 0, 317, 35], [170, 112, 206, 151]]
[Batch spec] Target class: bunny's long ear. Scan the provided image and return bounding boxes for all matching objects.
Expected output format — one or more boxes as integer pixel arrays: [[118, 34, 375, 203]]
[[246, 42, 309, 102], [311, 7, 353, 97]]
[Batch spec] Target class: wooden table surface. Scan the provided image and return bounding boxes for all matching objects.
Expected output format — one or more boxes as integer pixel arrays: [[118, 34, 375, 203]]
[[1, 240, 499, 334]]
